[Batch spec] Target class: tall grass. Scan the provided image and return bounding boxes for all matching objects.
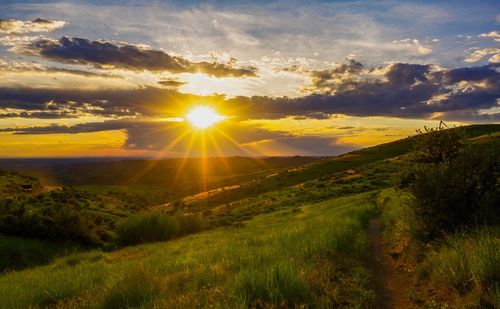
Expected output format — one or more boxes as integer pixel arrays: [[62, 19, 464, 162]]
[[428, 228, 499, 303], [102, 265, 162, 309], [379, 189, 500, 307], [0, 192, 377, 308]]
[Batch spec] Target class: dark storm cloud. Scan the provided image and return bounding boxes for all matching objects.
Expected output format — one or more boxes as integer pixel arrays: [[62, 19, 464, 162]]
[[0, 18, 66, 34], [21, 37, 258, 77]]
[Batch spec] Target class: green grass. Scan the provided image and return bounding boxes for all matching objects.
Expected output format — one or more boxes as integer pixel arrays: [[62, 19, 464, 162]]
[[0, 124, 498, 308], [0, 192, 377, 308], [102, 265, 162, 309], [419, 228, 500, 307], [378, 188, 500, 308], [378, 188, 415, 247]]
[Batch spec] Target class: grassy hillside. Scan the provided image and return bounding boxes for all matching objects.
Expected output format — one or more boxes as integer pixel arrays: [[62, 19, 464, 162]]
[[0, 124, 498, 308], [0, 192, 378, 308], [162, 124, 500, 217]]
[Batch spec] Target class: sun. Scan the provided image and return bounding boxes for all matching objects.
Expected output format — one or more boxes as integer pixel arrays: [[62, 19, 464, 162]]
[[186, 106, 225, 129]]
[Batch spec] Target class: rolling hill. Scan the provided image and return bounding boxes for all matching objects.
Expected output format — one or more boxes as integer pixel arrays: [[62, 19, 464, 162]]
[[0, 124, 498, 308]]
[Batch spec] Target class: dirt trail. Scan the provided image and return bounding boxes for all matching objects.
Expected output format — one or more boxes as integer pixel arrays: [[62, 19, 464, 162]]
[[368, 218, 413, 309]]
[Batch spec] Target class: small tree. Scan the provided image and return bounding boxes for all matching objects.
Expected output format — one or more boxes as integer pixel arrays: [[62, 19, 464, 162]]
[[412, 121, 466, 165]]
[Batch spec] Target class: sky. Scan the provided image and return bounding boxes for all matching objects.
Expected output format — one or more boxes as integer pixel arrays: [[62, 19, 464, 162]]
[[0, 0, 498, 158]]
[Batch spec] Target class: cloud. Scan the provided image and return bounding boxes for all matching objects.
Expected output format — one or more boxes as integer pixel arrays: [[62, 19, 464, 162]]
[[0, 59, 123, 79], [0, 119, 134, 134], [13, 36, 258, 77], [392, 39, 432, 56], [232, 62, 499, 120], [0, 110, 80, 119], [307, 59, 364, 93], [0, 62, 498, 122], [479, 31, 500, 42], [158, 78, 187, 88], [465, 48, 500, 63], [0, 18, 66, 34], [0, 86, 193, 118]]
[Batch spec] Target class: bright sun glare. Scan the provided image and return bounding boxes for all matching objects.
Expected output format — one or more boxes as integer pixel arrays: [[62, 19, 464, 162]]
[[186, 106, 225, 129]]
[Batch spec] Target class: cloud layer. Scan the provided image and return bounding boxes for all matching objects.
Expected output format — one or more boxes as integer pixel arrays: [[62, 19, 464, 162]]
[[1, 61, 498, 122], [17, 36, 258, 77], [0, 18, 66, 34]]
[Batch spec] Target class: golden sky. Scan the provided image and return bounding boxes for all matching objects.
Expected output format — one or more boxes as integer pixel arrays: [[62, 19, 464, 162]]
[[0, 1, 498, 157]]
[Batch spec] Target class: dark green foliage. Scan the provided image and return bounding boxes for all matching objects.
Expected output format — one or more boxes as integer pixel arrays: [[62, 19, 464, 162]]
[[413, 124, 466, 164], [0, 171, 41, 199], [0, 188, 112, 246], [116, 212, 205, 245], [400, 126, 499, 239], [0, 237, 71, 272]]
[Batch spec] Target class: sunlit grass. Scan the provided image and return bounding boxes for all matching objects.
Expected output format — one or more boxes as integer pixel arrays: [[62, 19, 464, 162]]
[[0, 192, 377, 308]]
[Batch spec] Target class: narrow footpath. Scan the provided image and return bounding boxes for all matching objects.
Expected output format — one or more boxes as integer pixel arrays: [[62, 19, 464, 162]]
[[368, 218, 413, 309]]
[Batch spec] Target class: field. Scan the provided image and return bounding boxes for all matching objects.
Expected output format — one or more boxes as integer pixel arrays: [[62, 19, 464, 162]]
[[0, 124, 498, 308]]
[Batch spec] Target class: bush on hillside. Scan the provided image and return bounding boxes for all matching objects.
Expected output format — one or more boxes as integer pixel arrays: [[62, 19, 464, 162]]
[[412, 124, 466, 165], [399, 126, 499, 239], [116, 212, 205, 246]]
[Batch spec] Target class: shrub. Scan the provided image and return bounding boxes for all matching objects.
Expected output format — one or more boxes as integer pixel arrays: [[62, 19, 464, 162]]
[[403, 147, 498, 239], [412, 123, 465, 165], [116, 213, 179, 245], [116, 212, 205, 246], [0, 188, 110, 246], [399, 126, 499, 239]]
